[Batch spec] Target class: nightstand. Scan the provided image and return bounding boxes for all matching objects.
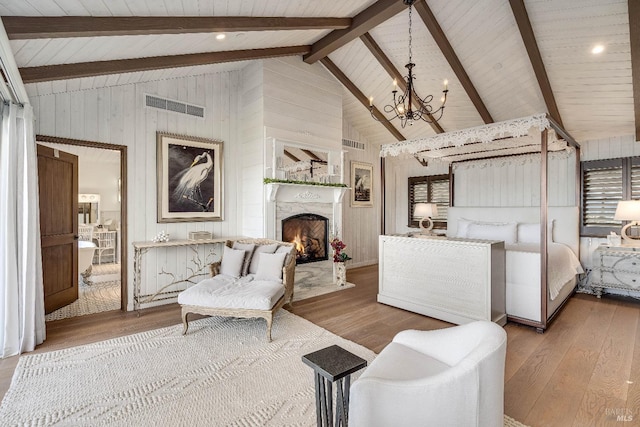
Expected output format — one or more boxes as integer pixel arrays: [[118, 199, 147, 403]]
[[592, 244, 640, 297]]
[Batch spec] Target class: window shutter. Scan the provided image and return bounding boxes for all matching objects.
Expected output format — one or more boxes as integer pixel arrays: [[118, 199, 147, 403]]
[[408, 174, 451, 228], [430, 179, 449, 222], [410, 182, 429, 222], [583, 166, 622, 227]]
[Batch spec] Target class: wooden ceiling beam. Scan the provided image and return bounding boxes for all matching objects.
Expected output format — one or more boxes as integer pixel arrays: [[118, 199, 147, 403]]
[[509, 0, 563, 128], [19, 45, 310, 83], [284, 150, 301, 162], [3, 16, 352, 39], [360, 32, 444, 134], [301, 149, 322, 161], [320, 57, 405, 142], [304, 0, 410, 64], [413, 1, 493, 124], [630, 0, 640, 141]]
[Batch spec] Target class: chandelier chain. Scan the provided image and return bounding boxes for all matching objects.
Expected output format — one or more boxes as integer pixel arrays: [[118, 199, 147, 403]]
[[368, 0, 448, 128], [408, 3, 413, 64]]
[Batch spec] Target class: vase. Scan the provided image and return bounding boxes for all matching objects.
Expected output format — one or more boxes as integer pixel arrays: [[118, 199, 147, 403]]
[[333, 262, 347, 287]]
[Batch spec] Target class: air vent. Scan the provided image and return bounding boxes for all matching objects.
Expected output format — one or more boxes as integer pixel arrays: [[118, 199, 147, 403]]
[[145, 94, 204, 118], [342, 138, 365, 151]]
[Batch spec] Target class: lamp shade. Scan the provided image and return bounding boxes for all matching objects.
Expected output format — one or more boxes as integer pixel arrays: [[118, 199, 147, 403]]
[[414, 203, 438, 218], [614, 200, 640, 221]]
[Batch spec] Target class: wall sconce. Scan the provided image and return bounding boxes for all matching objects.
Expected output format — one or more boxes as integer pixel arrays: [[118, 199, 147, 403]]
[[614, 200, 640, 242], [414, 203, 438, 234]]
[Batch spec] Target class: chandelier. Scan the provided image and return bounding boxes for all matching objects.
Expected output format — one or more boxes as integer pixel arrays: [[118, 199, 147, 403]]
[[369, 0, 448, 128]]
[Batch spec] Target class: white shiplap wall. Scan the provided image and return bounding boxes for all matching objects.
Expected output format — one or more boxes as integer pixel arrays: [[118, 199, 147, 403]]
[[240, 61, 265, 238], [342, 122, 381, 268], [30, 71, 244, 310]]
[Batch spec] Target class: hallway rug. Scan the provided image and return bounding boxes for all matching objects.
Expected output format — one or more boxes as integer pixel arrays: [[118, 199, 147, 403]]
[[1, 310, 528, 426], [45, 264, 121, 321]]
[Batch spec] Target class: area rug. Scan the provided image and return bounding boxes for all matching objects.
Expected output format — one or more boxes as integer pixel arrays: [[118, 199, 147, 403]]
[[44, 264, 121, 321], [293, 260, 355, 301], [1, 310, 527, 426]]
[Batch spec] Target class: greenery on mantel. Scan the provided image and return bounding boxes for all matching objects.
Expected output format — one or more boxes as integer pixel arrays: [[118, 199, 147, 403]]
[[263, 178, 347, 188]]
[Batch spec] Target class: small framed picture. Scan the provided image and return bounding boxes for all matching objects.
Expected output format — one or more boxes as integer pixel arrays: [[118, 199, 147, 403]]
[[351, 161, 373, 207], [157, 132, 223, 222]]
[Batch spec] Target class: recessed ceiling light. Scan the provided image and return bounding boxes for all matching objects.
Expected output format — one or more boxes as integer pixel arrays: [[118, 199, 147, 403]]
[[216, 34, 226, 41], [591, 44, 605, 54]]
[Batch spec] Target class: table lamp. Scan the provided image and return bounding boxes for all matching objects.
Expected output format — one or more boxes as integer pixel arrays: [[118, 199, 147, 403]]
[[613, 200, 640, 242], [414, 203, 438, 233]]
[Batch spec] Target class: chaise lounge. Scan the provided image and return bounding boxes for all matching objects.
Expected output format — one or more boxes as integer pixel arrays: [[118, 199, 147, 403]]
[[178, 238, 296, 341]]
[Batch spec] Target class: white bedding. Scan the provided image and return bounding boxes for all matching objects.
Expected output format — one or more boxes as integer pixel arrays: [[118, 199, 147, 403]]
[[505, 242, 584, 300]]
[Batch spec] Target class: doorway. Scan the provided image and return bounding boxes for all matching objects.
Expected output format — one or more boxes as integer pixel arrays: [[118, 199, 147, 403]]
[[37, 135, 127, 319]]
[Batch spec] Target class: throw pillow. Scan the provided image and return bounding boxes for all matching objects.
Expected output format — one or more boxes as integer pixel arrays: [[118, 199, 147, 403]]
[[255, 252, 288, 282], [232, 242, 256, 276], [466, 222, 517, 244], [275, 244, 294, 268], [219, 246, 246, 278], [249, 243, 279, 274]]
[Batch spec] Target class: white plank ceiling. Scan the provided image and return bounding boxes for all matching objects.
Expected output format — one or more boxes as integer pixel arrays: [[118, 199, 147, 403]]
[[0, 0, 635, 145]]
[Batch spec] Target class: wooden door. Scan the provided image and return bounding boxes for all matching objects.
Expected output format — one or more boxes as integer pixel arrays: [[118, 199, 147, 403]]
[[37, 145, 78, 314]]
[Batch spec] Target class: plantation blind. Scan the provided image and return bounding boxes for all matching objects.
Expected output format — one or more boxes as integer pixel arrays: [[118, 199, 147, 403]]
[[408, 174, 451, 229], [581, 158, 627, 236]]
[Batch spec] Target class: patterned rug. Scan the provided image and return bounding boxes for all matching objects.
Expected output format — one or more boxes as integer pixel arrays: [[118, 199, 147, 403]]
[[293, 260, 355, 301], [1, 310, 528, 426], [45, 264, 121, 321]]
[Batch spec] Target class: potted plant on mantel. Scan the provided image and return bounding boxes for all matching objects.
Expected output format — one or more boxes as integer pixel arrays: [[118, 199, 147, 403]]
[[330, 237, 352, 287]]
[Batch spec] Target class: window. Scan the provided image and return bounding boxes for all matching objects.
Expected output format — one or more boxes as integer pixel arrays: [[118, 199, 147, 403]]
[[581, 157, 640, 236], [408, 174, 451, 229]]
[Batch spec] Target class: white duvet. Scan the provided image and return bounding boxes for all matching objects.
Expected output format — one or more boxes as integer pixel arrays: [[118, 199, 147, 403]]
[[505, 242, 584, 300]]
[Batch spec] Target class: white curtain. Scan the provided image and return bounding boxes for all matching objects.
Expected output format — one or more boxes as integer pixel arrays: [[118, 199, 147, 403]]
[[0, 102, 45, 358]]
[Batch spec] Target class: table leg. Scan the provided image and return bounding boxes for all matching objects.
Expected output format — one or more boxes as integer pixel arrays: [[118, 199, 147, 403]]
[[315, 372, 323, 427]]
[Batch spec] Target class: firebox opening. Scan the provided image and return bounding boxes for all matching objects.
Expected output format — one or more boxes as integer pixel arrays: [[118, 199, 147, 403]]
[[282, 213, 329, 264]]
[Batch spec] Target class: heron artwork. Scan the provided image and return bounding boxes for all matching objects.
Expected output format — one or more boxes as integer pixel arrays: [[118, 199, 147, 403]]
[[172, 151, 214, 211]]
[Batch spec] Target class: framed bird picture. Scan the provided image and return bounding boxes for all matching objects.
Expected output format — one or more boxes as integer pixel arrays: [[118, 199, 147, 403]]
[[157, 132, 223, 222], [350, 161, 374, 207]]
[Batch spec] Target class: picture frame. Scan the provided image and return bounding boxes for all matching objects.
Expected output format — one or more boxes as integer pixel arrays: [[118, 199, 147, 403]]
[[351, 161, 374, 207], [157, 132, 223, 223]]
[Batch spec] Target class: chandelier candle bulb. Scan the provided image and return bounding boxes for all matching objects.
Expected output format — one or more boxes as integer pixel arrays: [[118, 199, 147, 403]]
[[369, 96, 373, 106], [444, 79, 448, 90]]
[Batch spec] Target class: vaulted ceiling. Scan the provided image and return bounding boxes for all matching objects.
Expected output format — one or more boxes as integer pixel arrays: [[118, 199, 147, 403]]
[[1, 0, 636, 146]]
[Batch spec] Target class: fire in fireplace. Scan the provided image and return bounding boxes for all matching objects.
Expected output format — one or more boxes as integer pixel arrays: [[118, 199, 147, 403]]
[[282, 213, 329, 264]]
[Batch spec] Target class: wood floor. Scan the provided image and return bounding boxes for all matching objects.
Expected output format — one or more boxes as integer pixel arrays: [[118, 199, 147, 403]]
[[1, 264, 639, 426]]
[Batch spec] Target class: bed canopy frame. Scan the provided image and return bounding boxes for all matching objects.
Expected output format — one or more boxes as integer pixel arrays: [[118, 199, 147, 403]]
[[380, 113, 581, 331]]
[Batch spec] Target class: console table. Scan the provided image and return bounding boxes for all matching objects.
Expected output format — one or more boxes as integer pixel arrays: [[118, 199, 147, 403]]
[[378, 235, 506, 326], [132, 237, 243, 310], [591, 244, 640, 297]]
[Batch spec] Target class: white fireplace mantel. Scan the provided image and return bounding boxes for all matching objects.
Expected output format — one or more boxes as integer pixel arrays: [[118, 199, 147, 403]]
[[264, 183, 349, 240], [265, 183, 348, 204]]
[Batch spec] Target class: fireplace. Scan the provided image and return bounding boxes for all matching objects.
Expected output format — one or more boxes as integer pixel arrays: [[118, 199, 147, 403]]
[[282, 213, 329, 264]]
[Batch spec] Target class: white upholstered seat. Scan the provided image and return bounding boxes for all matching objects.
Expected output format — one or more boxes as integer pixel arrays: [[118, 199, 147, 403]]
[[349, 321, 507, 427]]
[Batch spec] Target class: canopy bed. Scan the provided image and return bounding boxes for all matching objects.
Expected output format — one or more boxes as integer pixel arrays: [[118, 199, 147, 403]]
[[379, 114, 582, 332]]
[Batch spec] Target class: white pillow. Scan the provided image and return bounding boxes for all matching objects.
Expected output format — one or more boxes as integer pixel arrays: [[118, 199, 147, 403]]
[[456, 218, 474, 238], [232, 242, 256, 276], [466, 222, 517, 244], [255, 252, 288, 282], [249, 243, 279, 274], [517, 221, 555, 244], [275, 245, 294, 267], [219, 246, 246, 278]]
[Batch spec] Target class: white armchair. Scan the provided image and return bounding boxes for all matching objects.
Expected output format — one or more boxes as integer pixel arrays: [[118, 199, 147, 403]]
[[349, 321, 507, 427]]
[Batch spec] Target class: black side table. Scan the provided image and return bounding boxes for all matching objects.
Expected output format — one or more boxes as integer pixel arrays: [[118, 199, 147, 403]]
[[302, 345, 367, 427]]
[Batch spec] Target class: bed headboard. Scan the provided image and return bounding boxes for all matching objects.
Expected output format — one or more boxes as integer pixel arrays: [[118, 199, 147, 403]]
[[447, 206, 580, 258]]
